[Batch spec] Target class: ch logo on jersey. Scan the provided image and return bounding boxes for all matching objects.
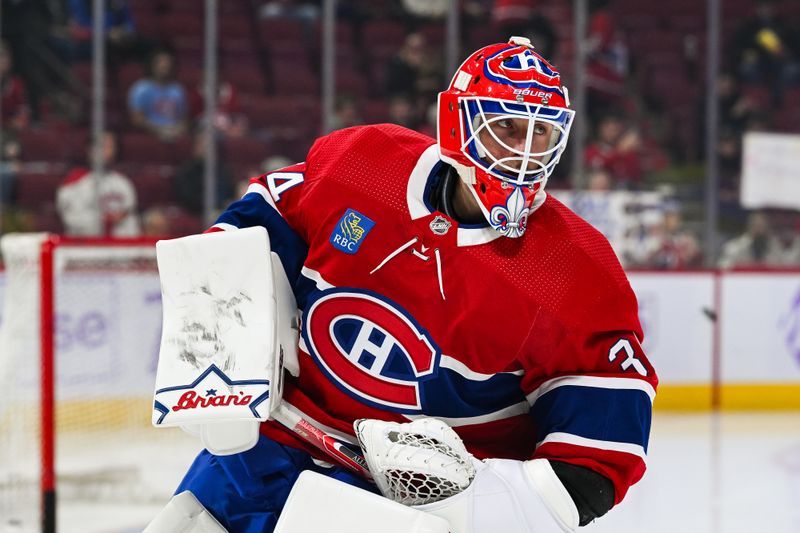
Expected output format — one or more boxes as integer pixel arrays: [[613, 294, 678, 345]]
[[303, 289, 440, 412], [485, 48, 560, 88], [330, 209, 375, 254]]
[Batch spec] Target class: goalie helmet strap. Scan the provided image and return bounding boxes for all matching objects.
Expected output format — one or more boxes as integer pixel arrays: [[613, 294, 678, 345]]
[[550, 461, 615, 526], [428, 163, 486, 225]]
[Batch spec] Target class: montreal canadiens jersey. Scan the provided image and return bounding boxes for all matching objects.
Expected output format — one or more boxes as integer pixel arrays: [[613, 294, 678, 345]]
[[208, 124, 658, 504]]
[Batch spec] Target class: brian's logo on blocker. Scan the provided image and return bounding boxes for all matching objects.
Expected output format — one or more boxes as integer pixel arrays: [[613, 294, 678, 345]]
[[331, 209, 375, 254]]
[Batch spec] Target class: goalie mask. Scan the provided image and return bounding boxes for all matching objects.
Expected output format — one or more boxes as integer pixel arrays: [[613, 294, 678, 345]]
[[438, 36, 574, 238]]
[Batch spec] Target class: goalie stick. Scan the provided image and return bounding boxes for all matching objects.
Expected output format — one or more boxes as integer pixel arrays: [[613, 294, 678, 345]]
[[271, 403, 372, 479]]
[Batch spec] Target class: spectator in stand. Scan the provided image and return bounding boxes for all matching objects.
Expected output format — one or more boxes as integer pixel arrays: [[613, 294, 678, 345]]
[[173, 132, 234, 216], [696, 73, 758, 162], [0, 134, 22, 207], [56, 131, 141, 237], [1, 0, 77, 122], [128, 48, 189, 141], [717, 73, 758, 133], [719, 211, 800, 268], [189, 80, 248, 139], [231, 155, 293, 212], [717, 126, 742, 198], [491, 0, 557, 59], [0, 41, 30, 132], [646, 204, 702, 270], [329, 95, 364, 130], [63, 0, 152, 65], [260, 155, 293, 175], [587, 169, 612, 192], [585, 0, 629, 118], [385, 33, 441, 101], [387, 95, 420, 131], [584, 112, 644, 186], [259, 0, 320, 22], [416, 101, 439, 139], [141, 206, 171, 237], [731, 0, 800, 103]]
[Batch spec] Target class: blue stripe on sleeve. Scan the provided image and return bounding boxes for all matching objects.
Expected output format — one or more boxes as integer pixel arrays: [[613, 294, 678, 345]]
[[419, 369, 525, 418], [530, 385, 652, 452], [215, 193, 309, 297]]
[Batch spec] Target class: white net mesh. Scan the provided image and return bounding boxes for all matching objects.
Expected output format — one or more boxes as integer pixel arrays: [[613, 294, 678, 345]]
[[382, 430, 474, 506], [0, 234, 201, 532]]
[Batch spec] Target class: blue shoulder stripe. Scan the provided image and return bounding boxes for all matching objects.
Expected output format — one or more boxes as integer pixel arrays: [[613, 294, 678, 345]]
[[530, 385, 652, 452]]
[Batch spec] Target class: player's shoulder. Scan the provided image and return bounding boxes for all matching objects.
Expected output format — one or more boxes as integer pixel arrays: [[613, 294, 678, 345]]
[[60, 167, 91, 187], [523, 194, 640, 330], [307, 123, 435, 166], [531, 193, 630, 291]]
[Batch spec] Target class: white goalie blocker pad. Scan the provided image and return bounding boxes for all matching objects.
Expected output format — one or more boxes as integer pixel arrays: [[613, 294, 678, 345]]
[[355, 418, 580, 533], [152, 227, 300, 455], [274, 470, 450, 533]]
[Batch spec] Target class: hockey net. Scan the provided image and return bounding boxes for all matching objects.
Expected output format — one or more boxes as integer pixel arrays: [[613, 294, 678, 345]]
[[0, 234, 200, 532]]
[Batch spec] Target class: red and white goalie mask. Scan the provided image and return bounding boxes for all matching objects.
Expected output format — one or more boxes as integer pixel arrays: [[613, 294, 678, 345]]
[[438, 37, 574, 238]]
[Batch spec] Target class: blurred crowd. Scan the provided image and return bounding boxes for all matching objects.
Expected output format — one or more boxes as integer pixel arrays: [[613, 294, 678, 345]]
[[0, 0, 799, 270]]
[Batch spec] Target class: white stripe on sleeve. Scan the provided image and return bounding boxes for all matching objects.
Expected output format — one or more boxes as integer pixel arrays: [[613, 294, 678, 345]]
[[211, 222, 238, 232], [536, 432, 647, 461], [403, 400, 529, 428], [246, 182, 279, 211]]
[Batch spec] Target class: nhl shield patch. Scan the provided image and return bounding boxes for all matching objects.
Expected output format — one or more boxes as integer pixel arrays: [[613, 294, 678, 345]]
[[330, 209, 375, 254], [429, 215, 452, 235]]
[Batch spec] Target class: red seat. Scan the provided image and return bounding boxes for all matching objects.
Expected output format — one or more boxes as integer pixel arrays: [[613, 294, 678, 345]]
[[419, 24, 444, 47], [270, 134, 315, 163], [221, 137, 271, 166], [158, 13, 203, 38], [361, 100, 391, 124], [243, 96, 321, 134], [271, 62, 318, 95], [740, 84, 772, 111], [118, 63, 146, 94], [120, 133, 177, 164], [311, 20, 356, 49], [362, 20, 406, 50], [19, 129, 71, 162], [132, 173, 174, 208], [220, 15, 253, 41], [259, 17, 306, 46], [163, 205, 204, 236], [16, 169, 66, 208], [34, 203, 63, 233], [337, 67, 369, 98]]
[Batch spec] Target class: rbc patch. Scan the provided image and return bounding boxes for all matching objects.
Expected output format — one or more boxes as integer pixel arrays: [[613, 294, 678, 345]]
[[330, 209, 375, 254]]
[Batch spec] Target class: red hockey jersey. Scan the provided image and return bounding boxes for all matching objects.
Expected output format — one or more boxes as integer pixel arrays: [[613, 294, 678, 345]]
[[209, 124, 657, 504]]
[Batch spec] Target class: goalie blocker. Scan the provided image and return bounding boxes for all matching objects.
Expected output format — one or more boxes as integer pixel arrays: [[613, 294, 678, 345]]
[[152, 227, 300, 454]]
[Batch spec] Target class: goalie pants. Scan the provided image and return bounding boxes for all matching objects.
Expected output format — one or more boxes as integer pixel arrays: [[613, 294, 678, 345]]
[[176, 433, 379, 533]]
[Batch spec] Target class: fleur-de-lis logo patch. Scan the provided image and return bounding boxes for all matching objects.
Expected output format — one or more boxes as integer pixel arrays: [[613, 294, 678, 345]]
[[489, 187, 530, 238]]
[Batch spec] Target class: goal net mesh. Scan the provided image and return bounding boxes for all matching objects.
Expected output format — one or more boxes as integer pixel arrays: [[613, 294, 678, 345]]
[[0, 233, 199, 531]]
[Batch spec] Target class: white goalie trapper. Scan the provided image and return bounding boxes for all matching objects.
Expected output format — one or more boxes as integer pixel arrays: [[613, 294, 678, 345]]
[[152, 227, 300, 455], [355, 418, 580, 533]]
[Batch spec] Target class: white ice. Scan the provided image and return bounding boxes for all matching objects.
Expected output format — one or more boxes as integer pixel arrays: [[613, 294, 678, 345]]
[[3, 412, 798, 533]]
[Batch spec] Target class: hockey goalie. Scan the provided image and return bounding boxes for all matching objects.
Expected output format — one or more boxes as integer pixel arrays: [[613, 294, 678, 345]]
[[145, 36, 658, 533]]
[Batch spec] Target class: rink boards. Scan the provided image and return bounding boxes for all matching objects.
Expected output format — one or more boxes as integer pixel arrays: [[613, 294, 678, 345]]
[[629, 271, 800, 410], [0, 269, 798, 412]]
